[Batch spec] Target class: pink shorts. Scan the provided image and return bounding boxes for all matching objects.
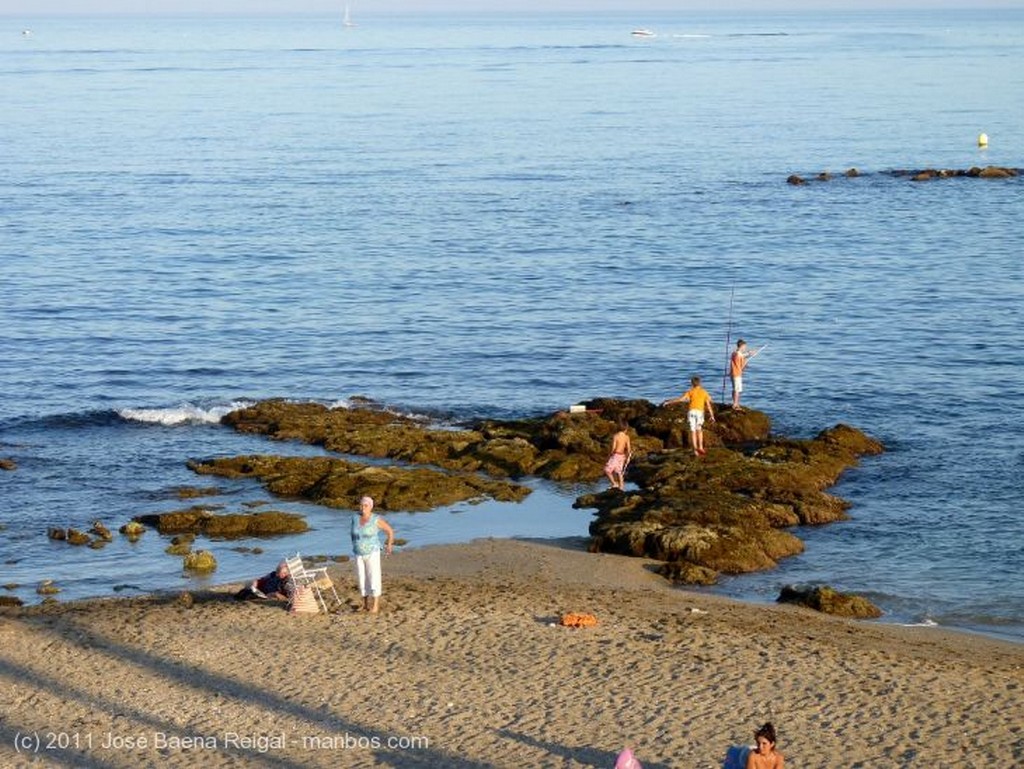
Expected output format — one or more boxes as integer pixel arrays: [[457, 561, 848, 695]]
[[604, 453, 626, 474]]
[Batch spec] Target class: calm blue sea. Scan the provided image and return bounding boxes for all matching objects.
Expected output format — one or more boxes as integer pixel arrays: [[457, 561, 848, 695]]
[[1, 9, 1022, 641]]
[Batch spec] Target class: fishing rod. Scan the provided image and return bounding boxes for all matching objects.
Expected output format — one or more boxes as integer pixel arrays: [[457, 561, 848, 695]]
[[721, 284, 735, 403]]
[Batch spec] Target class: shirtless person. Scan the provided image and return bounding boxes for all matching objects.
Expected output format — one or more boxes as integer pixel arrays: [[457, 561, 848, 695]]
[[662, 376, 715, 457], [746, 723, 784, 769], [603, 419, 632, 491]]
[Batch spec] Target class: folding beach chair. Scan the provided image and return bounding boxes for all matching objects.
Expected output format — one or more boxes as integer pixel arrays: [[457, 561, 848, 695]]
[[285, 553, 341, 614]]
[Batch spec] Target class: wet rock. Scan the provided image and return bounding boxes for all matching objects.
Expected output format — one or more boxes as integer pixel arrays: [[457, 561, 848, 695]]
[[89, 521, 113, 541], [0, 595, 23, 608], [60, 528, 91, 546], [174, 486, 223, 499], [787, 174, 806, 185], [47, 527, 94, 546], [212, 398, 882, 587], [214, 398, 768, 489], [0, 458, 16, 471], [36, 580, 60, 596], [120, 521, 146, 540], [183, 550, 217, 572], [657, 560, 719, 586], [580, 423, 882, 584], [777, 584, 882, 619], [973, 165, 1018, 178], [176, 591, 194, 608], [134, 508, 309, 538], [188, 456, 530, 512]]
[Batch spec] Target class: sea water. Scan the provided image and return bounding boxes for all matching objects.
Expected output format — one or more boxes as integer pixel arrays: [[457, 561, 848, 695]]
[[1, 9, 1022, 641]]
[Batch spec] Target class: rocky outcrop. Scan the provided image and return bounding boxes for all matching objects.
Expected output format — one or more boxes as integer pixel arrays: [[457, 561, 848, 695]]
[[187, 455, 531, 512], [578, 424, 883, 584], [789, 166, 1019, 184], [209, 399, 881, 586]]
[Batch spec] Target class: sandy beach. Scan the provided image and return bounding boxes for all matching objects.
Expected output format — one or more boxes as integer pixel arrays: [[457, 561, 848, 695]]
[[1, 538, 1021, 768]]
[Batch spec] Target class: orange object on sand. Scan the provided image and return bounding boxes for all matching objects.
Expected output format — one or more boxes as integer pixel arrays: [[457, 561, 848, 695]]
[[559, 612, 598, 628]]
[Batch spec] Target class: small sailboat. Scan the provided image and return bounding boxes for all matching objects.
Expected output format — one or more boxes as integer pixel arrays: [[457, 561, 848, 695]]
[[343, 5, 356, 28]]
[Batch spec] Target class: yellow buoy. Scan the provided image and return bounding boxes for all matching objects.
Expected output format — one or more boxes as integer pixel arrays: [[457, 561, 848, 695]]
[[977, 132, 989, 148]]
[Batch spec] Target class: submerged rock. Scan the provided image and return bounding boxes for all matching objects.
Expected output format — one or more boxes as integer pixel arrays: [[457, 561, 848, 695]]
[[173, 486, 223, 499]]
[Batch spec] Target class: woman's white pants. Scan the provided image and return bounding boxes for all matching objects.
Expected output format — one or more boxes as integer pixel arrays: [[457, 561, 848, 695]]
[[355, 550, 382, 597]]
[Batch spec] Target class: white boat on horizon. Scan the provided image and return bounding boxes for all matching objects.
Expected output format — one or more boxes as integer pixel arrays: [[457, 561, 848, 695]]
[[631, 28, 655, 38], [343, 5, 356, 27]]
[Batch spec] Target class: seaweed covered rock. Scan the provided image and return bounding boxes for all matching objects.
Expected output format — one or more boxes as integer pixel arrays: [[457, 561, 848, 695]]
[[187, 455, 531, 512], [135, 508, 309, 538], [210, 398, 881, 588], [777, 584, 883, 619], [47, 527, 91, 546], [183, 550, 217, 572], [216, 398, 770, 485], [89, 521, 113, 542], [120, 521, 146, 540]]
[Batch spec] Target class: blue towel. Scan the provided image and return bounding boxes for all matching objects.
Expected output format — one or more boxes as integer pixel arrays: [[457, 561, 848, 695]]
[[723, 745, 750, 769]]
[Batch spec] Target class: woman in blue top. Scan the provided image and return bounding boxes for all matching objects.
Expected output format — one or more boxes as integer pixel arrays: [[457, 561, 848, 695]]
[[350, 496, 395, 613]]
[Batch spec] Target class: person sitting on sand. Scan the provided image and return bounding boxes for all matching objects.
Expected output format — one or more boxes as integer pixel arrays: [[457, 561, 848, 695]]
[[604, 418, 632, 491], [746, 722, 784, 769], [234, 560, 294, 601]]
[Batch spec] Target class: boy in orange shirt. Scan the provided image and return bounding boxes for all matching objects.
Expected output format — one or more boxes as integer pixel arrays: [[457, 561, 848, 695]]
[[662, 376, 715, 456]]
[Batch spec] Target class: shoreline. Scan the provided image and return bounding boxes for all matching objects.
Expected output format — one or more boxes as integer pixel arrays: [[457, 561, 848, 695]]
[[2, 538, 1021, 768]]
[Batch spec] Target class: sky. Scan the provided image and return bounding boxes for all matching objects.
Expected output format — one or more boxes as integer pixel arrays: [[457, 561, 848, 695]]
[[3, 0, 1021, 15]]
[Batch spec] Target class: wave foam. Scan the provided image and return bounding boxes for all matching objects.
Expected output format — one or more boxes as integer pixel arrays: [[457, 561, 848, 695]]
[[117, 401, 252, 426]]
